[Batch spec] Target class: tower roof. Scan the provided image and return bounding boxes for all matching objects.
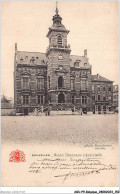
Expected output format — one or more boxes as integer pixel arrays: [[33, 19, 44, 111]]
[[46, 2, 69, 37]]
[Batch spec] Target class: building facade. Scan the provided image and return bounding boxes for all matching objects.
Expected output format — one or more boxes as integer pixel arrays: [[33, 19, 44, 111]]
[[113, 85, 118, 111], [14, 6, 114, 115]]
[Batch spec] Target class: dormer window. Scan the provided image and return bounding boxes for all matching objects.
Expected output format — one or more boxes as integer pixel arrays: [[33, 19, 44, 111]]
[[30, 58, 35, 64], [20, 58, 23, 62], [57, 36, 62, 47], [74, 60, 80, 68], [25, 56, 28, 59], [42, 60, 45, 63], [75, 62, 79, 67]]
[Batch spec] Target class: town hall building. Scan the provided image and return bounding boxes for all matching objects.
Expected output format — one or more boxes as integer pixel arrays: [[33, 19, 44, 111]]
[[14, 5, 113, 115]]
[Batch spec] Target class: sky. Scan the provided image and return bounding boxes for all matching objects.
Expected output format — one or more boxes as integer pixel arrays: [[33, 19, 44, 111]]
[[1, 1, 118, 98]]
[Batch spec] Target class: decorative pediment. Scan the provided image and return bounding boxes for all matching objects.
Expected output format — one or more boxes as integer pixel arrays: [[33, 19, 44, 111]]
[[19, 68, 31, 76], [55, 65, 68, 74], [36, 69, 44, 76]]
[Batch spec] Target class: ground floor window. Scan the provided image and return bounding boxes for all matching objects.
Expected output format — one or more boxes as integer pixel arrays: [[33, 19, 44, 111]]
[[71, 96, 75, 104], [103, 105, 106, 111], [24, 108, 28, 115], [98, 105, 101, 111], [23, 95, 29, 104], [82, 96, 87, 104], [38, 95, 44, 104]]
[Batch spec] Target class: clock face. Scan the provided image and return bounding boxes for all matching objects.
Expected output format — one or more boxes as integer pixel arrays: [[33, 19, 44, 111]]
[[58, 55, 63, 60]]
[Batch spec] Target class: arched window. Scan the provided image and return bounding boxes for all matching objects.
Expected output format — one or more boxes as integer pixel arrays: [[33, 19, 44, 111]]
[[58, 76, 64, 88], [57, 36, 62, 47]]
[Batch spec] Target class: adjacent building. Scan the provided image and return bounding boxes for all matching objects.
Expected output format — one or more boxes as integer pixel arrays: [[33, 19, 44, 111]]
[[14, 5, 114, 115], [113, 85, 118, 111], [1, 95, 15, 116]]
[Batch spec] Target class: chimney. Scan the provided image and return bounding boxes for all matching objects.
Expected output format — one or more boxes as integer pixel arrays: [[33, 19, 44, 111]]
[[84, 50, 87, 58], [15, 43, 17, 54], [97, 74, 100, 79], [15, 43, 18, 61]]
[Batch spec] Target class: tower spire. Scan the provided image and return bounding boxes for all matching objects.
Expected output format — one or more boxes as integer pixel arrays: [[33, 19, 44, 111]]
[[56, 1, 58, 15]]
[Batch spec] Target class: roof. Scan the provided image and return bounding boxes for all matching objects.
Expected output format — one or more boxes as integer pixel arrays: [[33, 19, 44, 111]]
[[1, 96, 13, 109], [17, 51, 47, 66], [1, 95, 10, 103], [92, 75, 113, 82], [16, 51, 90, 68], [49, 23, 67, 32], [70, 55, 90, 68]]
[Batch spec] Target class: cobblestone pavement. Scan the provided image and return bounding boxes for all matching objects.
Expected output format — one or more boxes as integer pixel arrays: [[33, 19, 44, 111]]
[[1, 114, 118, 146]]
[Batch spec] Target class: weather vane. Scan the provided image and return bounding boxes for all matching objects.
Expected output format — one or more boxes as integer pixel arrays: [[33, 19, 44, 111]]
[[56, 1, 58, 15]]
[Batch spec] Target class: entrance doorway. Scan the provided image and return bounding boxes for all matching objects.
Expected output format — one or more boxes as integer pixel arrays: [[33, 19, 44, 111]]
[[82, 108, 87, 114], [24, 108, 28, 115], [103, 105, 106, 114], [58, 93, 65, 103], [98, 105, 101, 114]]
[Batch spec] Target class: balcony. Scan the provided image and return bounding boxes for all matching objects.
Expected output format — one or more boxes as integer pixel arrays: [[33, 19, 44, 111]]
[[94, 100, 109, 104], [48, 86, 71, 92], [80, 89, 89, 93], [46, 45, 71, 56]]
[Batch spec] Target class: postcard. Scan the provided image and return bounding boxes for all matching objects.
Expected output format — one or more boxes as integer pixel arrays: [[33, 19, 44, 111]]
[[1, 0, 119, 190]]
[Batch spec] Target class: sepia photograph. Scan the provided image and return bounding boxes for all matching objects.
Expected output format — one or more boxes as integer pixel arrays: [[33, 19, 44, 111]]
[[1, 0, 119, 189]]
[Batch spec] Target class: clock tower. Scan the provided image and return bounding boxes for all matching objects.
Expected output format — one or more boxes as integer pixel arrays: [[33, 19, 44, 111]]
[[46, 3, 71, 110]]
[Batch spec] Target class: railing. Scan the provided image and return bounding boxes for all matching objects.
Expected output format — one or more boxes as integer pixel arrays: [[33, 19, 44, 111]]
[[47, 45, 70, 49], [94, 100, 109, 103], [46, 45, 71, 54], [80, 89, 89, 93], [49, 103, 73, 111], [48, 86, 71, 91]]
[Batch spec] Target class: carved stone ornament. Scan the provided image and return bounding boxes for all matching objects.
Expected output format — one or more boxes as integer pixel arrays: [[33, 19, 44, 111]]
[[55, 65, 68, 74]]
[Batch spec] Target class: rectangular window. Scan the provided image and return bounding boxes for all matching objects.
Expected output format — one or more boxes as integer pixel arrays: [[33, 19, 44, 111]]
[[38, 95, 44, 104], [37, 78, 44, 90], [38, 95, 40, 104], [109, 86, 111, 91], [82, 96, 87, 104], [97, 87, 100, 92], [23, 95, 29, 104], [94, 86, 97, 92], [41, 96, 43, 104], [92, 95, 95, 101], [23, 77, 29, 89], [71, 96, 74, 104], [81, 80, 86, 91], [48, 76, 50, 89], [103, 106, 106, 111], [103, 96, 106, 101], [71, 80, 74, 90], [98, 95, 101, 101], [103, 86, 106, 91]]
